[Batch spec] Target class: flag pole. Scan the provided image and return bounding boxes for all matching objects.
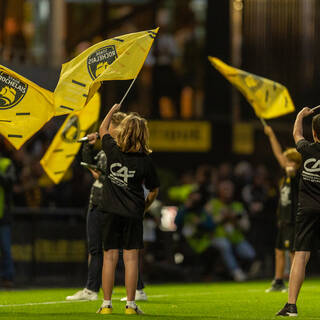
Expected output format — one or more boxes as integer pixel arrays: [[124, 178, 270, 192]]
[[259, 117, 267, 127], [311, 105, 320, 111], [119, 77, 137, 105]]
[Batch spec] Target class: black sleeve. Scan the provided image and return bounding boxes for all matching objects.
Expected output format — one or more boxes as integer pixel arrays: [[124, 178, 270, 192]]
[[102, 134, 117, 156], [296, 139, 310, 155], [82, 142, 95, 164], [144, 158, 160, 190]]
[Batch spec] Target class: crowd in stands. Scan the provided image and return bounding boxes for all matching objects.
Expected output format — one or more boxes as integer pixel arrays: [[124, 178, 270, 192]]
[[156, 162, 279, 282], [1, 127, 282, 283]]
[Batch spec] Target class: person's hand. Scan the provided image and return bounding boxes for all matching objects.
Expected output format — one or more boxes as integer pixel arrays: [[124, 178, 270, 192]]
[[88, 168, 101, 180], [87, 132, 98, 145], [264, 125, 273, 137], [297, 107, 316, 119], [110, 103, 121, 113]]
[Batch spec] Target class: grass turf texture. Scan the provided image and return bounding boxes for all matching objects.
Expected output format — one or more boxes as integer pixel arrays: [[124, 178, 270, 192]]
[[1, 280, 320, 319]]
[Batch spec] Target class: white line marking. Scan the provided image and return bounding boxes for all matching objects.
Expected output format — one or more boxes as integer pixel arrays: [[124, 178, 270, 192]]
[[0, 300, 88, 308]]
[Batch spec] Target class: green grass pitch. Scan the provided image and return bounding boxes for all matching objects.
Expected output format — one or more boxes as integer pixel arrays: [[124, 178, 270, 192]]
[[1, 279, 320, 319]]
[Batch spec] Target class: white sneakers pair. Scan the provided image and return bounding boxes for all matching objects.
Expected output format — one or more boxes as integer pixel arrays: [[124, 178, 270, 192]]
[[66, 288, 148, 301]]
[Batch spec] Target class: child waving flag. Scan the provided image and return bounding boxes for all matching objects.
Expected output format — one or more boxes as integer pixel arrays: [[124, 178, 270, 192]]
[[96, 104, 160, 315]]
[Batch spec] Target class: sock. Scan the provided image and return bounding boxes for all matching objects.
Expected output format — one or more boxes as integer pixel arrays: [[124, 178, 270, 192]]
[[275, 279, 284, 285], [127, 301, 136, 308], [102, 300, 112, 308]]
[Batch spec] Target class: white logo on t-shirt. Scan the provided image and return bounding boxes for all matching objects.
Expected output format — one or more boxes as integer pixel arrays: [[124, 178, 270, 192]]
[[108, 163, 135, 187], [304, 158, 320, 173]]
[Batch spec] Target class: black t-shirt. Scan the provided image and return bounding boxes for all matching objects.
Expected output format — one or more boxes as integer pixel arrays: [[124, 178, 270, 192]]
[[296, 139, 320, 210], [98, 134, 160, 219], [277, 172, 299, 224]]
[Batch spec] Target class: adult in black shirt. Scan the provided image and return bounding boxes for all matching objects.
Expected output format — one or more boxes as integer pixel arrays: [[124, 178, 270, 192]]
[[277, 107, 320, 317], [96, 104, 159, 315], [264, 125, 301, 293]]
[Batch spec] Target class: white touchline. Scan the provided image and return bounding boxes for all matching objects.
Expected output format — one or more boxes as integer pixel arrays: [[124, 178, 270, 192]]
[[0, 295, 169, 308], [0, 300, 88, 308], [0, 292, 219, 308]]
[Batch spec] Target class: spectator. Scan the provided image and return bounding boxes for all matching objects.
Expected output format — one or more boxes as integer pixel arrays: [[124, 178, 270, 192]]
[[0, 153, 16, 288], [206, 180, 255, 282], [175, 191, 215, 277]]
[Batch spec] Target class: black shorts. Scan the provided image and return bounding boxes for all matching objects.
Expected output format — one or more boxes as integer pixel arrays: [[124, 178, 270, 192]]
[[294, 208, 320, 251], [102, 212, 143, 250], [275, 223, 295, 251]]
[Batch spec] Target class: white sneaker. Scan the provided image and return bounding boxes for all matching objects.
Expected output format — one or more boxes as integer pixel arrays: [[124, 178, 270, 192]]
[[120, 290, 148, 302], [66, 288, 98, 301], [232, 269, 247, 282]]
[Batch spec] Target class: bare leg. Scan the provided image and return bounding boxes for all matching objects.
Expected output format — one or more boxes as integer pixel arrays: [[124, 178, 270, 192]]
[[102, 249, 119, 300], [123, 249, 139, 301], [288, 251, 310, 304], [289, 251, 295, 264], [275, 249, 285, 279]]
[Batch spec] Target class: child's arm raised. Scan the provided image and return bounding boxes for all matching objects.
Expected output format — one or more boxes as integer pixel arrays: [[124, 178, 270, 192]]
[[293, 107, 314, 144], [264, 125, 286, 168], [99, 104, 121, 139]]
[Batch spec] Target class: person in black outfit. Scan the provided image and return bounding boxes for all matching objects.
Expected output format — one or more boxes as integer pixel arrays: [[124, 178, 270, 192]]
[[66, 112, 145, 301], [264, 125, 301, 292], [96, 104, 160, 315], [0, 154, 15, 288], [277, 107, 320, 316]]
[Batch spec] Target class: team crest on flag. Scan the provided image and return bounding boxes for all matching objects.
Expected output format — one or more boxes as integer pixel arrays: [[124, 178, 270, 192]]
[[0, 71, 28, 110], [61, 115, 80, 143], [87, 45, 118, 79]]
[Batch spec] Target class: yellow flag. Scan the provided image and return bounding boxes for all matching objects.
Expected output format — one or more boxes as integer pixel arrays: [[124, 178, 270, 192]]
[[0, 65, 54, 149], [40, 93, 101, 184], [208, 57, 295, 119], [54, 28, 159, 116]]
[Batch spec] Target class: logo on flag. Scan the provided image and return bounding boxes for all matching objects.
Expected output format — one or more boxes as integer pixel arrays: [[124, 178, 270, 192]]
[[0, 71, 28, 110], [61, 115, 80, 143], [87, 45, 118, 79]]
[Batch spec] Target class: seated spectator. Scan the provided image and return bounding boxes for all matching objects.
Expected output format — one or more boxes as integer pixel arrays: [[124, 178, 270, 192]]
[[206, 180, 255, 282], [174, 191, 215, 276]]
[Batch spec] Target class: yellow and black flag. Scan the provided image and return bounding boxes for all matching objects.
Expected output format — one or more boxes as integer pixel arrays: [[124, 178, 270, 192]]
[[54, 28, 159, 116], [40, 93, 100, 184], [208, 57, 295, 119], [0, 65, 54, 149]]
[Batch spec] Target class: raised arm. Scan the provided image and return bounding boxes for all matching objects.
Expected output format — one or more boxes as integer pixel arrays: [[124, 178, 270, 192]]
[[99, 104, 121, 139], [293, 107, 314, 144], [264, 125, 286, 168]]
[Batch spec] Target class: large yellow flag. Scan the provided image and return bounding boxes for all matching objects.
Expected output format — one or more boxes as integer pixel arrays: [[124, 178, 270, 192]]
[[0, 65, 54, 149], [40, 93, 100, 184], [208, 57, 295, 119], [54, 28, 158, 116]]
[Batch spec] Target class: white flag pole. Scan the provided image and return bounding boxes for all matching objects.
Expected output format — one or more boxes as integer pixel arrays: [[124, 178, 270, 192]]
[[119, 77, 137, 105]]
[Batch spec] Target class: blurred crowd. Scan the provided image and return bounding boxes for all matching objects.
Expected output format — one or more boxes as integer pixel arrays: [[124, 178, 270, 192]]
[[144, 162, 279, 282], [1, 131, 283, 283]]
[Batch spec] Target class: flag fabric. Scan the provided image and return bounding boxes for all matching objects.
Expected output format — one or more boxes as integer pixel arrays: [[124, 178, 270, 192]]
[[40, 93, 101, 184], [208, 57, 295, 119], [54, 28, 159, 116], [0, 65, 54, 149]]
